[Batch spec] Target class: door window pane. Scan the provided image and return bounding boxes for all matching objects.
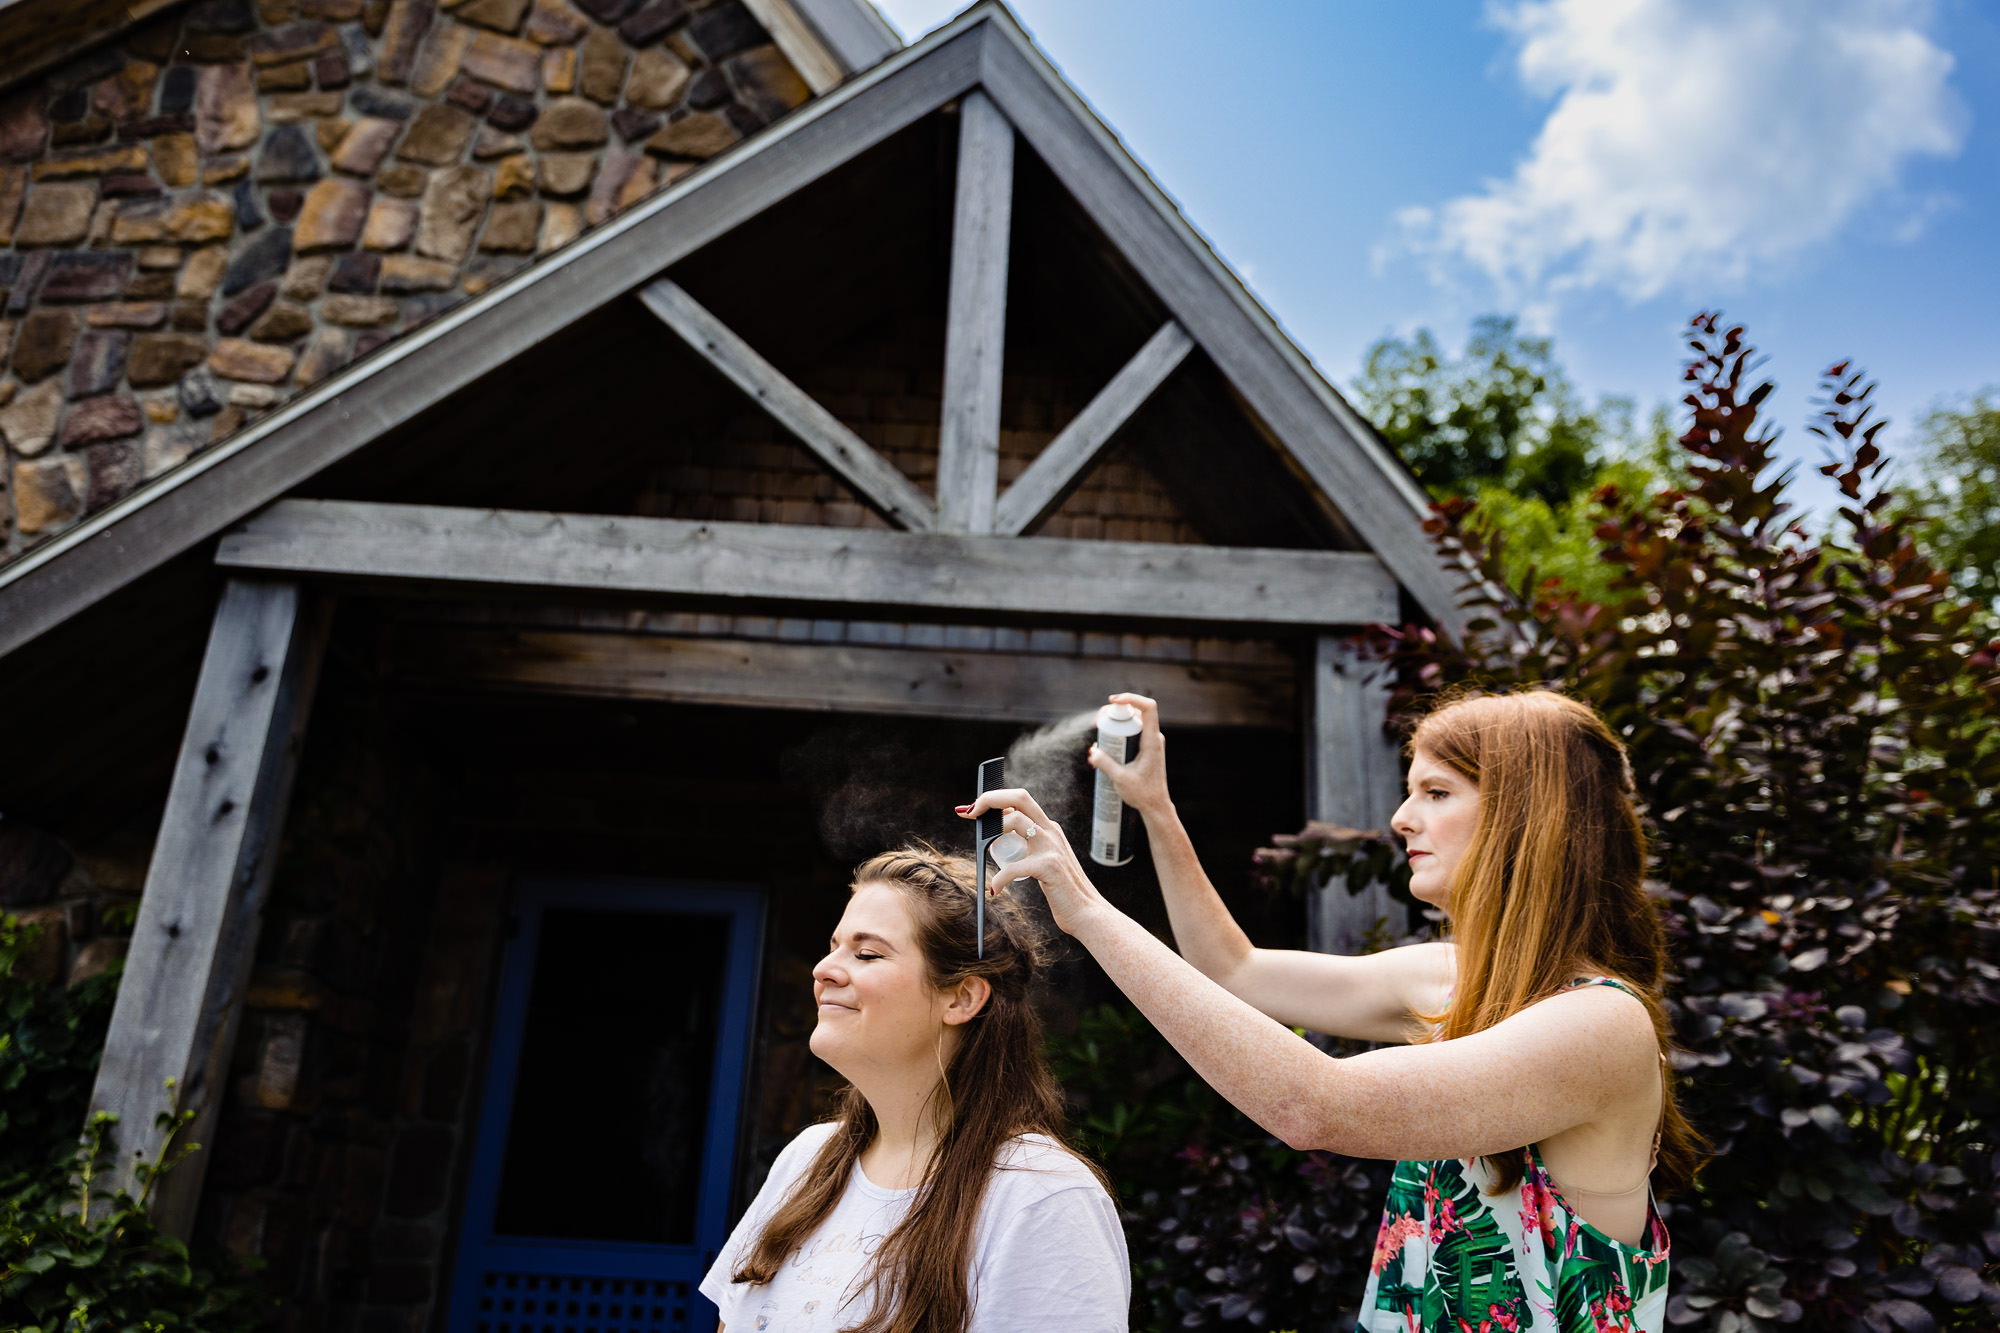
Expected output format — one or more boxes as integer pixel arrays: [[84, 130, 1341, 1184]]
[[492, 908, 729, 1244]]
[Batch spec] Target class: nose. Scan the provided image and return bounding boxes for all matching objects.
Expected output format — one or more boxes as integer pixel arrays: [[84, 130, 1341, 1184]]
[[1391, 792, 1419, 839], [812, 952, 845, 988]]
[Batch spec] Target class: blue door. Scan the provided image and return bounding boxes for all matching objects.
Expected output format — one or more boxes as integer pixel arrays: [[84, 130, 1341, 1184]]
[[447, 880, 764, 1333]]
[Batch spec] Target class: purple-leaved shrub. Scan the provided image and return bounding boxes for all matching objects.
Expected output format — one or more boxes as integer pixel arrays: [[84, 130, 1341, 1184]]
[[1066, 316, 2000, 1333]]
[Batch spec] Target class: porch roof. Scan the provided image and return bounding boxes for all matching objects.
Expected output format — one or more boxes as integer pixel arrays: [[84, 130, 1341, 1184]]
[[0, 2, 1458, 662]]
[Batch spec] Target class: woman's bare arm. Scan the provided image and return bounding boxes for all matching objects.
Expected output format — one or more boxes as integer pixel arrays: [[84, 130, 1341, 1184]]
[[1077, 892, 1658, 1156], [967, 787, 1659, 1159], [1145, 802, 1449, 1042], [1097, 694, 1444, 1043]]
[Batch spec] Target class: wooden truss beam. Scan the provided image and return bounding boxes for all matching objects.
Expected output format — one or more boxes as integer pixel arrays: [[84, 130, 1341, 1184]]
[[992, 320, 1193, 537], [0, 5, 1464, 664], [1304, 634, 1405, 957], [973, 19, 1464, 631], [217, 499, 1401, 628], [639, 279, 935, 532], [0, 21, 986, 661], [385, 624, 1295, 729], [936, 89, 1016, 534], [85, 579, 326, 1236]]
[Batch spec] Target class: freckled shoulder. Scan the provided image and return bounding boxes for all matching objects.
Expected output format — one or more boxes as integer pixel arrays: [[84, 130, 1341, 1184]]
[[1528, 980, 1661, 1075]]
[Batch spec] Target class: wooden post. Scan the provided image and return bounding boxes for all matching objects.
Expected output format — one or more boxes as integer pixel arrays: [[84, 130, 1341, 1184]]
[[937, 89, 1014, 534], [1305, 634, 1404, 954], [991, 321, 1192, 537], [85, 578, 327, 1237]]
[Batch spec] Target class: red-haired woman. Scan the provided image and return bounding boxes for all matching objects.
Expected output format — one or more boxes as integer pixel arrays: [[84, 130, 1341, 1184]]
[[963, 690, 1701, 1333], [700, 847, 1128, 1333]]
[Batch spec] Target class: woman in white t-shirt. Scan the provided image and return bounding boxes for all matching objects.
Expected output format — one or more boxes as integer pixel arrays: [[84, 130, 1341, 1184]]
[[701, 846, 1130, 1333]]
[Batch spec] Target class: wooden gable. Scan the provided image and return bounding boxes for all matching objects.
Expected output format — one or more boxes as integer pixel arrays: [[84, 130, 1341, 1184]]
[[36, 3, 1432, 1233], [0, 2, 1456, 662]]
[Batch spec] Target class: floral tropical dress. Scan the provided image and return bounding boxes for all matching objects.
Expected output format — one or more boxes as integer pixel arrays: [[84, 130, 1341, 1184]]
[[1355, 978, 1672, 1333]]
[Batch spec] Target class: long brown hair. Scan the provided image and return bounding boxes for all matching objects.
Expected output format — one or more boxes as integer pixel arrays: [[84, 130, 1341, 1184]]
[[1412, 688, 1705, 1196], [732, 846, 1098, 1333]]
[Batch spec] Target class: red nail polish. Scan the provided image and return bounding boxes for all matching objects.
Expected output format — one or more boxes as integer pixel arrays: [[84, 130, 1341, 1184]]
[[955, 805, 972, 814]]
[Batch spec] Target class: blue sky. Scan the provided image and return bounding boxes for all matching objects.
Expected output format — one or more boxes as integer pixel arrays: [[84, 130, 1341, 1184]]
[[874, 0, 2000, 509]]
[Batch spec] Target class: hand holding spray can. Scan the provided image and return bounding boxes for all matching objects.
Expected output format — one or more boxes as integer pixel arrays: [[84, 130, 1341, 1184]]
[[1089, 702, 1143, 866]]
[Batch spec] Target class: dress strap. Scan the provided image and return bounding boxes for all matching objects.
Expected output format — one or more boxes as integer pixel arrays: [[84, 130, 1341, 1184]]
[[1563, 974, 1637, 997]]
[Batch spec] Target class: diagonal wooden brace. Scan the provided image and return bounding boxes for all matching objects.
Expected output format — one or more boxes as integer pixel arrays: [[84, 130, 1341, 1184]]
[[640, 278, 937, 532]]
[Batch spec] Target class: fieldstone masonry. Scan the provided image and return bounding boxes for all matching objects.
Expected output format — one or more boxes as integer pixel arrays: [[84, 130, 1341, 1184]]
[[0, 813, 148, 996], [0, 0, 814, 560]]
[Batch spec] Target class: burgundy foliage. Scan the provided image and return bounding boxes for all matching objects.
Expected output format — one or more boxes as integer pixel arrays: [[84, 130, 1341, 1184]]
[[1076, 316, 2000, 1331]]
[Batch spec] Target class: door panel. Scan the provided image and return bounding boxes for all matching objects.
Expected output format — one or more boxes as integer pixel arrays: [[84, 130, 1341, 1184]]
[[447, 881, 763, 1333]]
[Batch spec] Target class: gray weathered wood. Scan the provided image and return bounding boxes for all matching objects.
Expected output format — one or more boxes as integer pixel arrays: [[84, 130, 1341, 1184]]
[[785, 0, 903, 77], [386, 624, 1295, 728], [85, 578, 327, 1237], [0, 17, 988, 662], [992, 320, 1193, 536], [217, 499, 1403, 627], [1, 5, 1469, 665], [639, 279, 935, 531], [1304, 634, 1406, 954], [738, 0, 848, 93], [974, 18, 1466, 634], [936, 89, 1015, 534]]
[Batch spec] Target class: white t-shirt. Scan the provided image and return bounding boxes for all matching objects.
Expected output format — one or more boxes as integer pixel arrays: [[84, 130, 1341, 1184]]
[[700, 1122, 1129, 1332]]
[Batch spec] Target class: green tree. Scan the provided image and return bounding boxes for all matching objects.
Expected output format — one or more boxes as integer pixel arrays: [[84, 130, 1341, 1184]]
[[1899, 394, 2000, 605], [1464, 406, 1689, 604], [1352, 316, 1686, 603], [1351, 314, 1614, 504]]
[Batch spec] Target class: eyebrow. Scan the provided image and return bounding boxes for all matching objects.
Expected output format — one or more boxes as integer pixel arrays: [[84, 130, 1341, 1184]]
[[833, 931, 898, 952]]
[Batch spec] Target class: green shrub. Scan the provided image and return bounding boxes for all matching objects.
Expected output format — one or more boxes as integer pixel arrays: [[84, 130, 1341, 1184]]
[[1068, 315, 2000, 1333], [1372, 316, 2000, 1332], [0, 913, 270, 1332]]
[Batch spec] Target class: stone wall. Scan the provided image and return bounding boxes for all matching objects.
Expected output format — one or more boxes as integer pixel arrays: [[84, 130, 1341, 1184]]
[[0, 815, 144, 991], [0, 0, 815, 564]]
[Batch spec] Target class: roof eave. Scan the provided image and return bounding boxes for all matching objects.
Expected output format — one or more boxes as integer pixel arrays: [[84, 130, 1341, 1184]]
[[0, 3, 1467, 660]]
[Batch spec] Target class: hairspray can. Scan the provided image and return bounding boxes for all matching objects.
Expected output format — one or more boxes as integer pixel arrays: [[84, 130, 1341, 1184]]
[[1089, 702, 1143, 866]]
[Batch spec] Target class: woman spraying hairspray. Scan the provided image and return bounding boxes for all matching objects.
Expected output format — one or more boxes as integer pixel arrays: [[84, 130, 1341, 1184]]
[[961, 689, 1703, 1332]]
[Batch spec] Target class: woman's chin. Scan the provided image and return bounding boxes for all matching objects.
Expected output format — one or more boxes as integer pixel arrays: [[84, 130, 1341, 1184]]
[[808, 1025, 844, 1066], [1407, 875, 1449, 909]]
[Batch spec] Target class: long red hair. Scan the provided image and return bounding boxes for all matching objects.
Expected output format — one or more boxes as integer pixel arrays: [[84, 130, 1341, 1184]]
[[1412, 688, 1705, 1195]]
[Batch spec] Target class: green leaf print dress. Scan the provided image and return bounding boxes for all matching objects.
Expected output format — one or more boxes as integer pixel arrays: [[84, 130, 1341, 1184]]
[[1355, 979, 1672, 1333]]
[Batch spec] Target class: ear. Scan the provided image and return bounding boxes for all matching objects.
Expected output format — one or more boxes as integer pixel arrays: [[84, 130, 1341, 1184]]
[[940, 975, 992, 1026]]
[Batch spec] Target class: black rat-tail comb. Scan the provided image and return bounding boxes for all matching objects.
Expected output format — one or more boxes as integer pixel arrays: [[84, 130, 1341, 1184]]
[[975, 756, 1005, 958]]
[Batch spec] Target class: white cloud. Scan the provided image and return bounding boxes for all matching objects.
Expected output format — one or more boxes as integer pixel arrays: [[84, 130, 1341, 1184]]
[[1403, 0, 1967, 303]]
